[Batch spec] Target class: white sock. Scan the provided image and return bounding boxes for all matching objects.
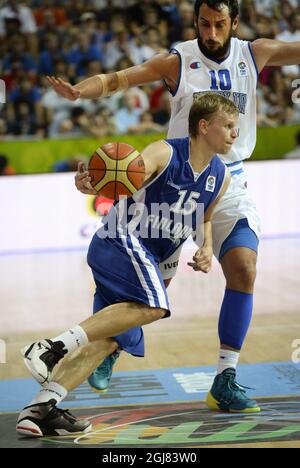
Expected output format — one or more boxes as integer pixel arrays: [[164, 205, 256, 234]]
[[29, 382, 68, 406], [52, 326, 89, 354], [217, 349, 240, 375]]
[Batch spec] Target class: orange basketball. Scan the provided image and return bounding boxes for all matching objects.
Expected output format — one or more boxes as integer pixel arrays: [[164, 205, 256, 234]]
[[88, 142, 145, 200]]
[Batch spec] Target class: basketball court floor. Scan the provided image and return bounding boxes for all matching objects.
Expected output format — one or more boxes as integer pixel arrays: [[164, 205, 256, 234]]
[[0, 237, 300, 448]]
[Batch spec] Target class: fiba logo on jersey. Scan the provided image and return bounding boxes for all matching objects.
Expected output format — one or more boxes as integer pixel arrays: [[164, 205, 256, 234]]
[[238, 62, 247, 77], [206, 176, 216, 192], [0, 339, 6, 364], [0, 79, 6, 104], [292, 79, 300, 104], [292, 339, 300, 364]]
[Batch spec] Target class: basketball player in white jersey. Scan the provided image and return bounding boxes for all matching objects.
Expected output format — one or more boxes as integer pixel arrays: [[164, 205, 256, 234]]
[[47, 0, 300, 412]]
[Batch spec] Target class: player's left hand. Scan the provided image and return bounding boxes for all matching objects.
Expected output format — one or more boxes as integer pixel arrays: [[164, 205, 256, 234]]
[[188, 246, 213, 274], [75, 162, 98, 195]]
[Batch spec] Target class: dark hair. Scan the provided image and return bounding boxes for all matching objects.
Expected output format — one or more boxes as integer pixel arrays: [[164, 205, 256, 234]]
[[194, 0, 239, 22], [189, 93, 238, 138]]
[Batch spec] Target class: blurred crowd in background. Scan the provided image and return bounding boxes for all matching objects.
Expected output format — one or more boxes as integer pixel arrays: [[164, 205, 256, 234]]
[[0, 0, 300, 141]]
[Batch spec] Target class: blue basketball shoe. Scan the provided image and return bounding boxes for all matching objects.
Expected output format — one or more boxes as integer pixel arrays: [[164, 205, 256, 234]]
[[88, 350, 120, 392], [206, 368, 261, 413]]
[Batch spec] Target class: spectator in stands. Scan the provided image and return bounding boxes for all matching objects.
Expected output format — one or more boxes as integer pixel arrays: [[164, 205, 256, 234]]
[[146, 26, 168, 53], [38, 33, 66, 76], [0, 118, 9, 139], [53, 157, 83, 173], [253, 0, 278, 18], [66, 32, 103, 79], [37, 10, 65, 51], [0, 1, 38, 55], [151, 90, 171, 126], [127, 34, 157, 66], [8, 101, 42, 136], [276, 12, 300, 77], [0, 154, 16, 175], [33, 0, 66, 28], [2, 34, 36, 80], [102, 12, 130, 70], [80, 12, 107, 50], [0, 1, 37, 36], [7, 78, 42, 132], [65, 0, 89, 26], [114, 90, 143, 134], [128, 110, 166, 134]]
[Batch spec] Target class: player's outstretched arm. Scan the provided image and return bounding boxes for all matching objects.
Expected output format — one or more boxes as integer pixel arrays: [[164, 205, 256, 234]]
[[47, 53, 180, 101], [189, 169, 231, 274], [251, 39, 300, 74]]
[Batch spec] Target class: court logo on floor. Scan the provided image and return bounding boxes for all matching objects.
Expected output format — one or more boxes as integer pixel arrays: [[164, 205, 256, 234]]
[[43, 397, 300, 447]]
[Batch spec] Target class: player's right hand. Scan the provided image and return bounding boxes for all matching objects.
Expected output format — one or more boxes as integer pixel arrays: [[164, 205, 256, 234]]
[[47, 76, 81, 101], [75, 162, 98, 195]]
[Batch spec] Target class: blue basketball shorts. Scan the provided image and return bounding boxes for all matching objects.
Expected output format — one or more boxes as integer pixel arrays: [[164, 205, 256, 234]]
[[219, 218, 259, 260], [87, 233, 170, 357]]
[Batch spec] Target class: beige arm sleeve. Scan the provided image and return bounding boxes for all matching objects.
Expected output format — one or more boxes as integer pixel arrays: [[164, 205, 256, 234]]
[[74, 71, 129, 99]]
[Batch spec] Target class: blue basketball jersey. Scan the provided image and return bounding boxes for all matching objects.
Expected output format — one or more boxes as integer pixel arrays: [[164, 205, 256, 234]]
[[98, 137, 226, 264]]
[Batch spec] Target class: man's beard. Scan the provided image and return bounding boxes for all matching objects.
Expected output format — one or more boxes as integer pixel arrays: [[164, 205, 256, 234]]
[[197, 30, 232, 61]]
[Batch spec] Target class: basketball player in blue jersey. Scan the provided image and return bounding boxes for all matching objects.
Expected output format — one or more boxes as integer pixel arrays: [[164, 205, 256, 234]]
[[17, 94, 239, 437], [47, 0, 300, 413]]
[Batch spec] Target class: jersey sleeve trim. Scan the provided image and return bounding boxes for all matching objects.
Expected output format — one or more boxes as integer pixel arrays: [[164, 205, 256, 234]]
[[164, 49, 182, 98], [248, 42, 259, 82]]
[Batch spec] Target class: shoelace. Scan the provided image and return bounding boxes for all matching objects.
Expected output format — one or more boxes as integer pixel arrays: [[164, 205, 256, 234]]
[[51, 406, 77, 423], [220, 372, 253, 404]]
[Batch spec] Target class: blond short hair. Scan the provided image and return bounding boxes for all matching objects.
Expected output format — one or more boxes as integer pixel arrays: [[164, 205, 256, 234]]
[[189, 93, 239, 138]]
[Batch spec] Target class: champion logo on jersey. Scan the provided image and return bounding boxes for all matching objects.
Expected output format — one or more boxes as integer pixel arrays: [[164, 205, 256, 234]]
[[205, 176, 216, 192], [190, 61, 201, 70]]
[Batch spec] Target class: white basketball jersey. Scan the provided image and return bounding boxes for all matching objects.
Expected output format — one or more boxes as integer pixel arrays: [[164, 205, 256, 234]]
[[167, 38, 258, 163]]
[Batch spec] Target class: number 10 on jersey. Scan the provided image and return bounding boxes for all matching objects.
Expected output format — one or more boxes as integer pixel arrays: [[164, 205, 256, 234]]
[[209, 69, 232, 91]]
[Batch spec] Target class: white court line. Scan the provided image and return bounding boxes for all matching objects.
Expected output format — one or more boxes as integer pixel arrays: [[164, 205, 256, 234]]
[[74, 411, 196, 444]]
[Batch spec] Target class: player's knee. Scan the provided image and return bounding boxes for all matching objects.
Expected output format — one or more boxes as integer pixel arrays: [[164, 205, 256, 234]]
[[230, 261, 257, 289]]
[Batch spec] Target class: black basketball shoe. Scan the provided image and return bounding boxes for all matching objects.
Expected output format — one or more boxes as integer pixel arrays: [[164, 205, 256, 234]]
[[16, 399, 92, 437], [21, 339, 68, 384]]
